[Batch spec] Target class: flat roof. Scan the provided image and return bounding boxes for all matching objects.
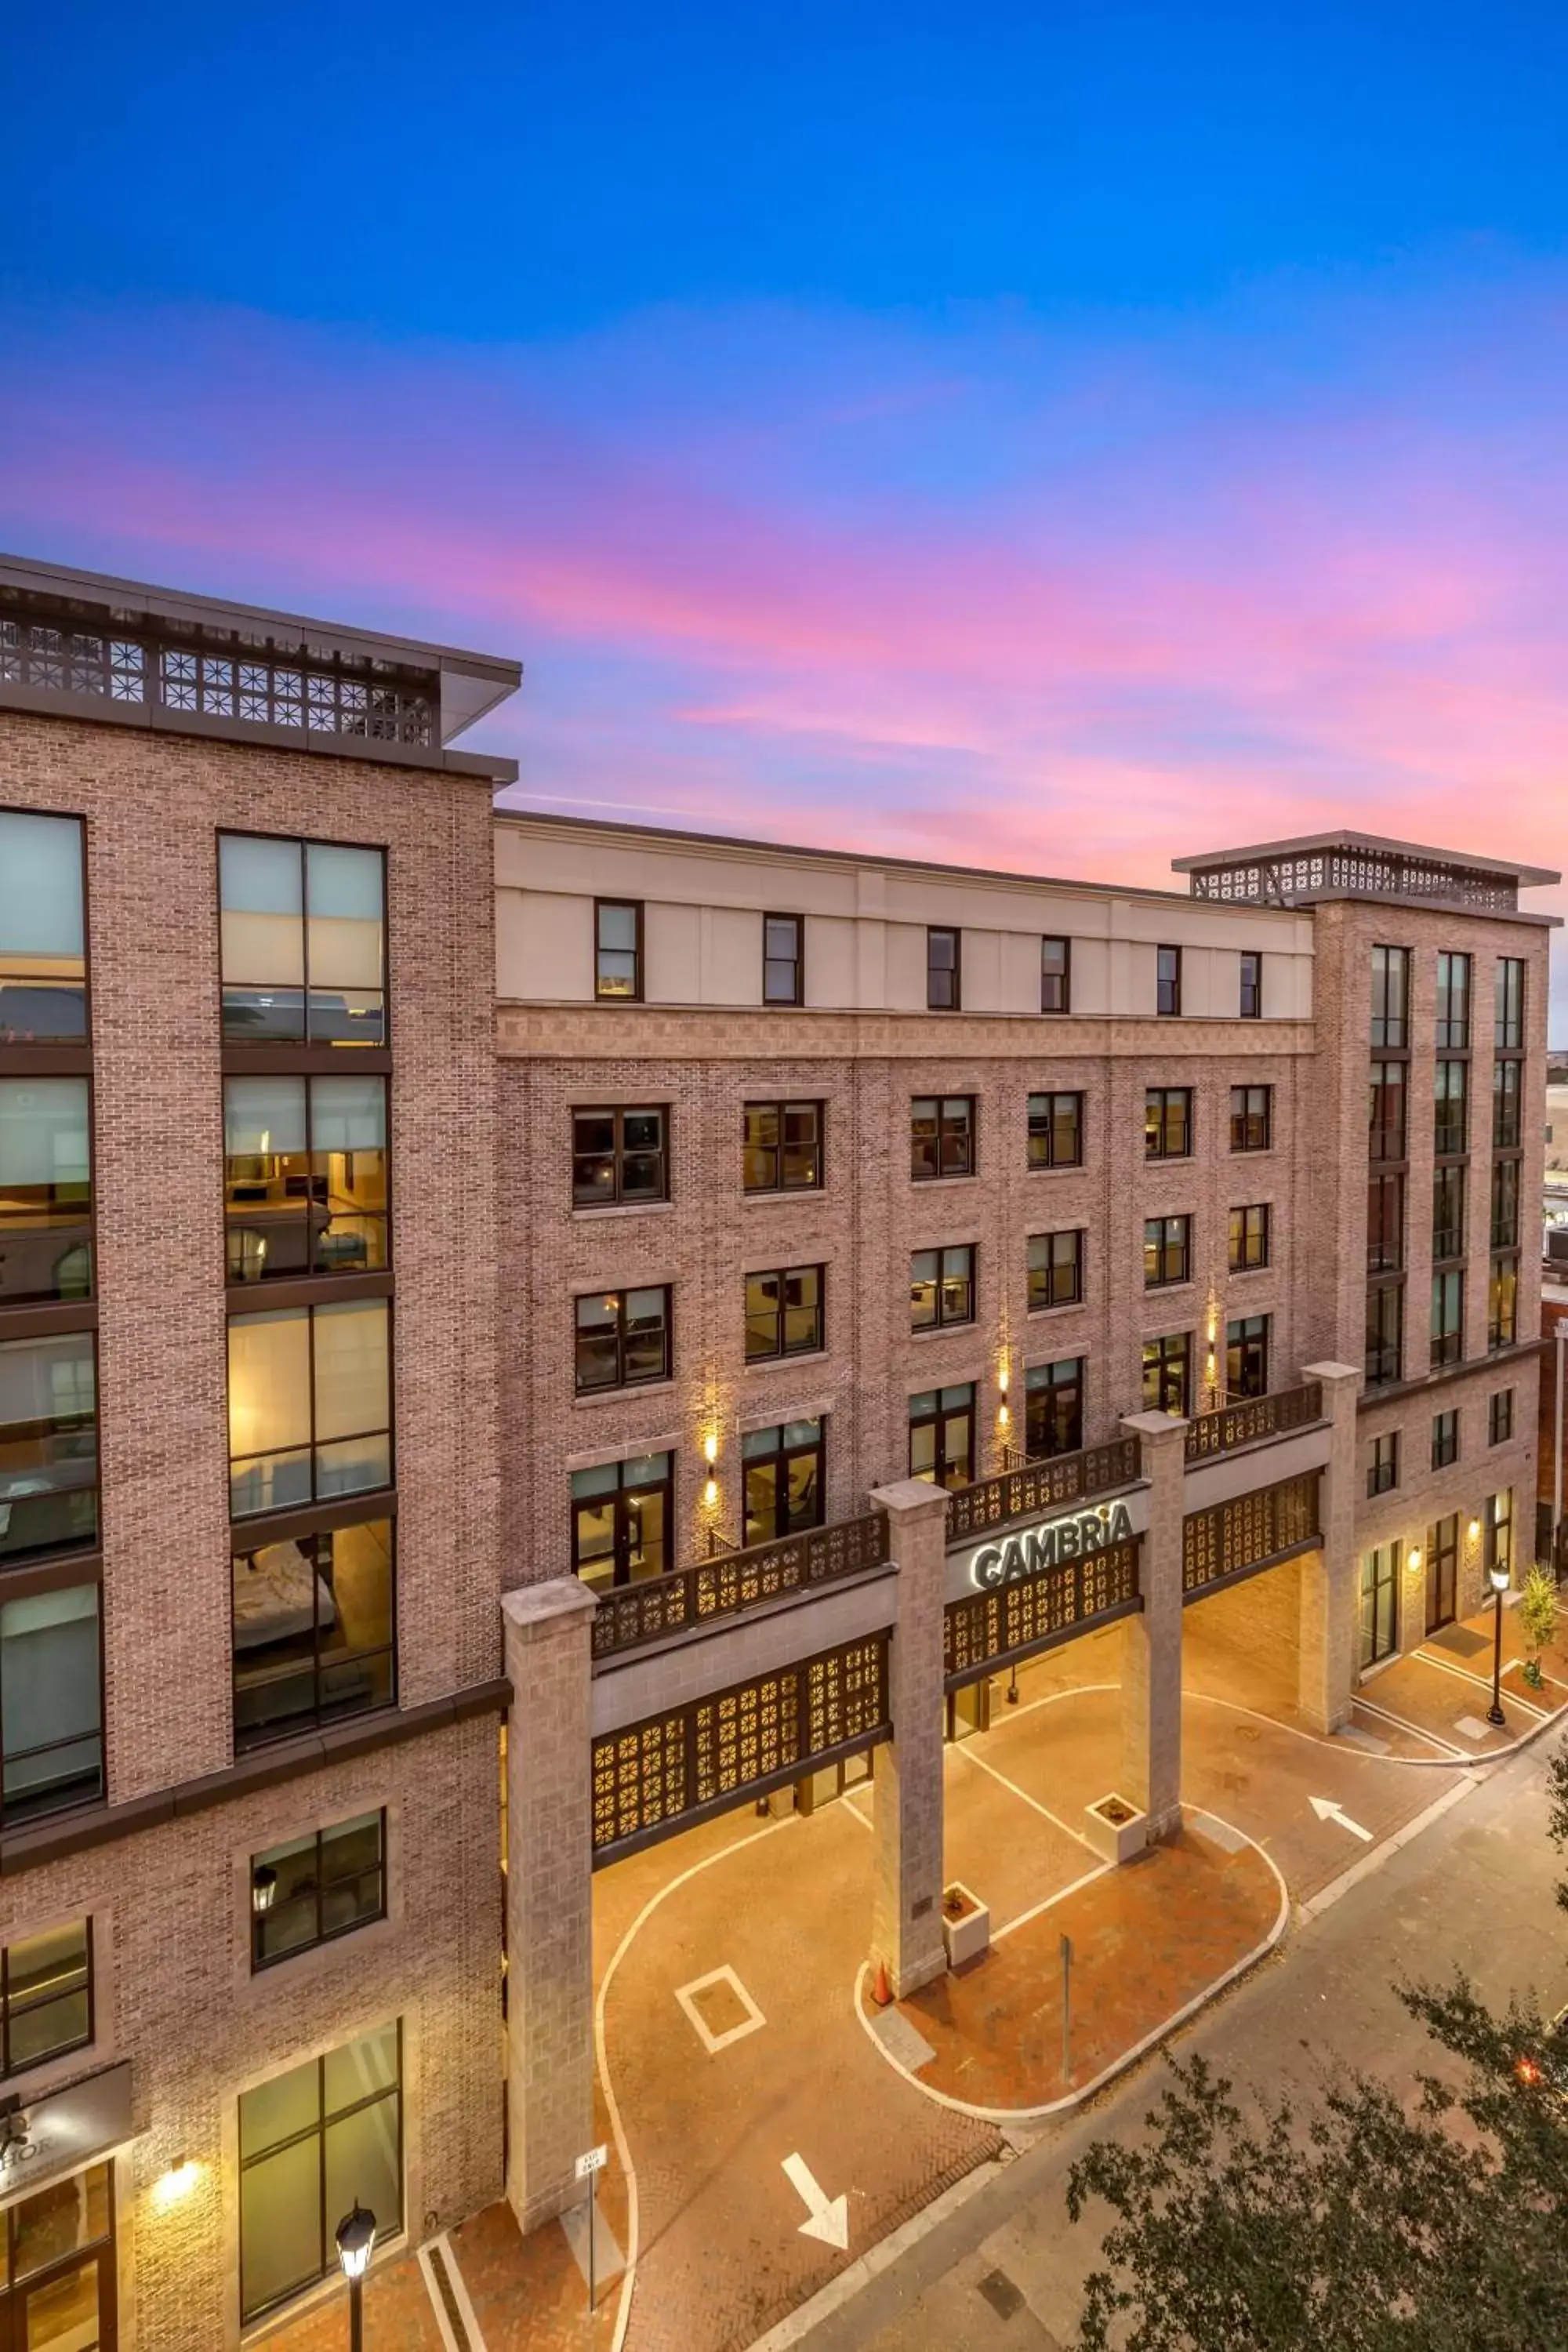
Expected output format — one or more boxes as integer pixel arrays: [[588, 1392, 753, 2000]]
[[1171, 829, 1560, 888], [0, 552, 522, 746]]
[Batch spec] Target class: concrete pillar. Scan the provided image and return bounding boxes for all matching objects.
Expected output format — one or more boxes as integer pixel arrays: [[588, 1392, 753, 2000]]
[[869, 1479, 950, 1995], [1118, 1413, 1187, 1842], [1298, 1362, 1363, 1732], [503, 1578, 598, 2234]]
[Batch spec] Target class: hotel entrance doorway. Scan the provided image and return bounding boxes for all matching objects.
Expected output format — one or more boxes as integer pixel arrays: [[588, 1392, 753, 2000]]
[[0, 2161, 116, 2350]]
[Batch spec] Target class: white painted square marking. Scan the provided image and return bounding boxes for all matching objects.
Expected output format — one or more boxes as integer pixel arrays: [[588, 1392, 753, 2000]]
[[1454, 1714, 1493, 1742], [673, 1963, 767, 2053]]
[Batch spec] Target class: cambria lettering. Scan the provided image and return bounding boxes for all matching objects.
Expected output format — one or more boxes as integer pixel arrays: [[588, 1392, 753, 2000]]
[[970, 1501, 1135, 1591]]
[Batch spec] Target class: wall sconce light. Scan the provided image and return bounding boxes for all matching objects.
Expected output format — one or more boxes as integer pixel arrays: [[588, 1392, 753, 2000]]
[[1468, 1515, 1482, 1541], [703, 1476, 718, 1508], [251, 1865, 277, 1916], [998, 1401, 1011, 1430], [1408, 1544, 1423, 1571], [702, 1430, 719, 1467], [998, 1363, 1010, 1396], [152, 2156, 198, 2208]]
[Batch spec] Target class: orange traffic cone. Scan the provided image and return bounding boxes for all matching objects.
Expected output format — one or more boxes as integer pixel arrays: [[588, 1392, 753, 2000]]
[[872, 1958, 891, 2008]]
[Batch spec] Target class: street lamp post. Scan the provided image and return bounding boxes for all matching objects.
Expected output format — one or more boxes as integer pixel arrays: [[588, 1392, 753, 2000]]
[[1487, 1553, 1511, 1728], [335, 2202, 376, 2352]]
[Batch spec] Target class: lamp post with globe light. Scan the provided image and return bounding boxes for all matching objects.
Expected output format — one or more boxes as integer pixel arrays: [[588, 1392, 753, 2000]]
[[1487, 1551, 1511, 1727], [335, 2203, 376, 2351]]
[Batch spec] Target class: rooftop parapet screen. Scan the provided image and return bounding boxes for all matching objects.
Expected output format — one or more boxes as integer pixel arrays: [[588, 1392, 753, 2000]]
[[1174, 832, 1559, 914]]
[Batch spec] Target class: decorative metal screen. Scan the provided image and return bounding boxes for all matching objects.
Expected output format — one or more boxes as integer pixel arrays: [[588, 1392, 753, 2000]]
[[1183, 1470, 1321, 1598], [590, 1632, 890, 1860], [945, 1436, 1141, 1548], [591, 1511, 891, 1661], [944, 1540, 1139, 1684], [1, 610, 436, 747], [1184, 1381, 1323, 1462], [1187, 848, 1515, 914]]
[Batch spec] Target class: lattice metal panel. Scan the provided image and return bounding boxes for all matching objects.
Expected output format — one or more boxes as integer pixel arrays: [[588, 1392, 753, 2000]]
[[592, 1510, 891, 1660], [590, 1632, 891, 1857], [1, 619, 147, 701], [1188, 851, 1515, 915], [945, 1436, 1141, 1547], [944, 1540, 1139, 1681], [1183, 1470, 1321, 1597], [1184, 1381, 1323, 1462]]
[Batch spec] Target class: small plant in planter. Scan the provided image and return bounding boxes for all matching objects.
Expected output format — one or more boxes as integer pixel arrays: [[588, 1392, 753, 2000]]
[[1518, 1565, 1559, 1693]]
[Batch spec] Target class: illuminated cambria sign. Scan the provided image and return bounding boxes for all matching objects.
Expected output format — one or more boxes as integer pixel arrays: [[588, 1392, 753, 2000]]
[[967, 1501, 1136, 1591]]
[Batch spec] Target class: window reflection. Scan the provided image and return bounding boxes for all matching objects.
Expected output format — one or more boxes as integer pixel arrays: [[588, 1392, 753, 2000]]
[[224, 1076, 388, 1281], [232, 1520, 395, 1745]]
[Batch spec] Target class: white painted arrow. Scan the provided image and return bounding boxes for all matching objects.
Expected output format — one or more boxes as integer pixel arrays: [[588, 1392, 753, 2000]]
[[782, 2152, 849, 2250], [1309, 1795, 1373, 1843]]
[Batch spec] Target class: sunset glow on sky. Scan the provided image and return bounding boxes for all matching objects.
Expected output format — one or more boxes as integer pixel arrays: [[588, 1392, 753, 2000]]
[[5, 4, 1567, 1025]]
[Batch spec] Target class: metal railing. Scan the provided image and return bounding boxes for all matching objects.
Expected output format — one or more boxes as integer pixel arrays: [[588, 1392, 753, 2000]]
[[1182, 1381, 1323, 1465], [944, 1434, 1142, 1547], [591, 1510, 891, 1662]]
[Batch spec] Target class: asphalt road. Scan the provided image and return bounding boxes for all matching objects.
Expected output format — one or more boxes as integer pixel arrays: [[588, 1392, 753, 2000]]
[[789, 1733, 1568, 2352]]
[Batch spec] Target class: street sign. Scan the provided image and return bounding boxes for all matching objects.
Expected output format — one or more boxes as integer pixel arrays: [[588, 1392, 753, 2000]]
[[575, 2144, 608, 2180]]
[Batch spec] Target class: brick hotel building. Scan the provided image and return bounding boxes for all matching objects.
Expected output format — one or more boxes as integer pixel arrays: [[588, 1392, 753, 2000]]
[[0, 554, 1554, 2347]]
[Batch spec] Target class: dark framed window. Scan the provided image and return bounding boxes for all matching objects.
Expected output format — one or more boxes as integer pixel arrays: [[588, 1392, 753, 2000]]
[[1229, 1085, 1272, 1152], [743, 1101, 822, 1192], [1239, 950, 1262, 1020], [1489, 1254, 1519, 1351], [1226, 1314, 1269, 1400], [238, 2022, 402, 2325], [1142, 1332, 1190, 1417], [1366, 1432, 1399, 1498], [224, 1075, 387, 1283], [911, 1245, 975, 1330], [251, 1812, 386, 1970], [1484, 1487, 1513, 1579], [233, 1518, 394, 1748], [763, 913, 804, 1007], [1144, 1215, 1191, 1289], [0, 1918, 92, 2078], [1425, 1512, 1460, 1632], [1434, 1061, 1468, 1158], [1025, 1358, 1083, 1459], [0, 1078, 92, 1305], [909, 1383, 974, 1489], [575, 1286, 672, 1392], [219, 833, 385, 1047], [1028, 1091, 1083, 1169], [1431, 1409, 1458, 1469], [1040, 936, 1071, 1013], [1493, 1058, 1521, 1149], [1229, 1203, 1269, 1272], [0, 1330, 98, 1563], [911, 1096, 974, 1181], [0, 1582, 102, 1827], [1365, 1283, 1403, 1386], [927, 927, 960, 1011], [0, 811, 88, 1044], [1436, 952, 1471, 1049], [1432, 1166, 1466, 1265], [1145, 1088, 1192, 1160], [227, 1298, 390, 1518], [572, 1105, 669, 1209], [1495, 957, 1526, 1050], [1156, 946, 1182, 1017], [745, 1265, 824, 1361], [1360, 1543, 1400, 1668], [1370, 946, 1410, 1049], [1367, 1173, 1404, 1272], [593, 899, 643, 1001], [1368, 1062, 1407, 1163], [571, 1453, 672, 1589], [742, 1419, 825, 1547], [1489, 1388, 1514, 1445], [1028, 1229, 1083, 1310], [1430, 1270, 1464, 1369], [1490, 1157, 1519, 1250]]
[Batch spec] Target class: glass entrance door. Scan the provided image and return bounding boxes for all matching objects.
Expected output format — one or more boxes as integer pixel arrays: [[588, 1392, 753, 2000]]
[[0, 2163, 115, 2351], [1359, 1543, 1399, 1668], [1425, 1515, 1459, 1633]]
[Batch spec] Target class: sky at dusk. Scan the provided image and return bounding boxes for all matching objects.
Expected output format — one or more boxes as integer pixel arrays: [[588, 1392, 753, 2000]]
[[4, 3, 1567, 1027]]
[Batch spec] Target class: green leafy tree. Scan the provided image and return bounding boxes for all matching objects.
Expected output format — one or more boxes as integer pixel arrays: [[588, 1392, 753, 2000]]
[[1064, 1750, 1568, 2350], [1517, 1566, 1559, 1693]]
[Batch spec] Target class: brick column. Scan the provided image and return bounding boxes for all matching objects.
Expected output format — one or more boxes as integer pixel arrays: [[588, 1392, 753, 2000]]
[[1298, 1362, 1363, 1732], [1118, 1413, 1187, 1841], [503, 1579, 598, 2234], [869, 1479, 949, 1995]]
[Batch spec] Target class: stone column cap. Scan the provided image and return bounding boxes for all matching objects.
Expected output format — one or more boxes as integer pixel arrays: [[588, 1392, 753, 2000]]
[[871, 1476, 953, 1521], [1302, 1359, 1362, 1387], [503, 1577, 600, 1632], [1120, 1409, 1189, 1440]]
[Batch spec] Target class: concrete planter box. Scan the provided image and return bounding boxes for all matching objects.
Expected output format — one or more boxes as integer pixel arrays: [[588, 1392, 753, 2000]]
[[941, 1881, 990, 1969], [1084, 1792, 1148, 1864]]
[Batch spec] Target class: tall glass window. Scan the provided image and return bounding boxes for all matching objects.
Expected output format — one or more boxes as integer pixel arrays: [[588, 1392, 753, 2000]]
[[1142, 1333, 1190, 1416], [570, 1454, 672, 1588], [238, 2024, 402, 2324], [0, 1584, 103, 1827], [1040, 937, 1070, 1013], [1370, 946, 1410, 1047], [926, 927, 960, 1011], [1359, 1543, 1400, 1668], [0, 1333, 97, 1562], [1493, 1058, 1522, 1149], [742, 1420, 825, 1547], [224, 1076, 387, 1283], [1367, 1173, 1404, 1270], [232, 1519, 394, 1744], [1368, 1063, 1406, 1162], [1025, 1358, 1083, 1458], [1430, 1269, 1464, 1368], [1436, 952, 1471, 1049], [1226, 1314, 1269, 1399], [0, 1080, 91, 1305], [1431, 1166, 1465, 1264], [762, 914, 804, 1006], [0, 1918, 92, 2077], [220, 836, 385, 1046], [0, 812, 86, 1044], [1433, 1062, 1468, 1157], [909, 1385, 974, 1488], [1494, 958, 1525, 1050], [1365, 1284, 1403, 1385], [227, 1301, 390, 1516]]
